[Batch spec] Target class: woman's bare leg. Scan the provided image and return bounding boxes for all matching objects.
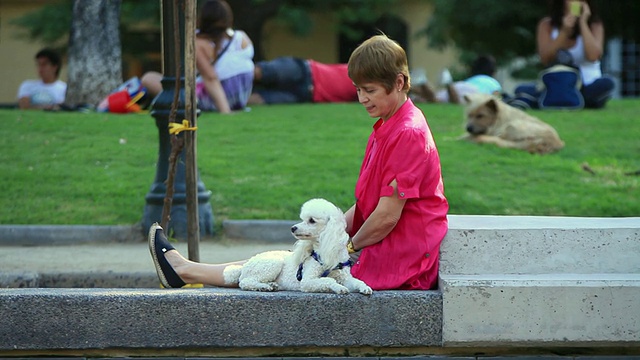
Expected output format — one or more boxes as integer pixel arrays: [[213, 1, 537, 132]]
[[141, 71, 164, 97], [247, 92, 265, 105], [149, 222, 246, 288], [446, 83, 461, 104], [164, 249, 246, 287]]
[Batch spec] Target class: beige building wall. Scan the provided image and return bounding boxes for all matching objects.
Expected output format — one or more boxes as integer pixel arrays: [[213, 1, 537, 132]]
[[0, 0, 68, 105], [260, 0, 458, 86], [402, 1, 459, 84]]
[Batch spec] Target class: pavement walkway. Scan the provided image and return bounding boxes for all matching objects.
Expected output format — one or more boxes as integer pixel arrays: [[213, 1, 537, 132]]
[[0, 221, 297, 287], [0, 220, 298, 270], [0, 240, 295, 274]]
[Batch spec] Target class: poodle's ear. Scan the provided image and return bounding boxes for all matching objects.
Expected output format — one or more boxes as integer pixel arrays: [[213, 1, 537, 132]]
[[320, 210, 348, 244], [317, 212, 349, 265]]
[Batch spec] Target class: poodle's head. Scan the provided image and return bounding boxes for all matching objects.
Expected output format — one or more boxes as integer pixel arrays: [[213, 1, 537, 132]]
[[291, 198, 347, 245]]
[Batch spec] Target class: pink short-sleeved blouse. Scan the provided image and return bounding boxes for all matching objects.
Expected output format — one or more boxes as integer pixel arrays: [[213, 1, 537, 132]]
[[350, 99, 449, 290]]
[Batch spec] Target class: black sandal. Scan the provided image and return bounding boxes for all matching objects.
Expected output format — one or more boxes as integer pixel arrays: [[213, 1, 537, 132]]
[[148, 222, 186, 288]]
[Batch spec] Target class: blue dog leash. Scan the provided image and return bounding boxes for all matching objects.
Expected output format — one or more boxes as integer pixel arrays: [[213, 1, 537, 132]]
[[297, 250, 353, 281]]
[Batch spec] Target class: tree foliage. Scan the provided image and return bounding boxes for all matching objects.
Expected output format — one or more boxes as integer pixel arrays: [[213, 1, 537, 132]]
[[422, 0, 545, 66], [11, 0, 159, 58], [423, 0, 640, 67], [11, 0, 402, 61], [14, 0, 640, 66], [229, 0, 403, 60], [594, 0, 640, 41], [10, 0, 74, 51]]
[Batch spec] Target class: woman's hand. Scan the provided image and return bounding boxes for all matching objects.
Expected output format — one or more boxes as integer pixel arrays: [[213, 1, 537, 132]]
[[577, 1, 603, 62], [561, 13, 577, 34], [580, 2, 592, 23]]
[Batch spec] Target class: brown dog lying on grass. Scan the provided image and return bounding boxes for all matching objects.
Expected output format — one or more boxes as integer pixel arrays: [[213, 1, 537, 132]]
[[460, 93, 565, 155]]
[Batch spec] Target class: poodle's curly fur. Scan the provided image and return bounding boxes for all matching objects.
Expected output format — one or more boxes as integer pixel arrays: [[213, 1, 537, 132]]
[[223, 198, 372, 294]]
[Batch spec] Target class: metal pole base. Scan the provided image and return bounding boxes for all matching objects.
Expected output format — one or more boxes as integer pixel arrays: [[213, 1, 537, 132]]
[[141, 76, 214, 240]]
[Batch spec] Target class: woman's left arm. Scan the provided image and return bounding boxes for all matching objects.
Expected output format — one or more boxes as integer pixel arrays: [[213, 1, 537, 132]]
[[350, 179, 406, 251], [578, 3, 604, 62], [195, 40, 232, 114]]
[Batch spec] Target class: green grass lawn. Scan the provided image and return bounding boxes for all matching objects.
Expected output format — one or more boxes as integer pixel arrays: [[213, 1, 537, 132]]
[[1, 99, 638, 229]]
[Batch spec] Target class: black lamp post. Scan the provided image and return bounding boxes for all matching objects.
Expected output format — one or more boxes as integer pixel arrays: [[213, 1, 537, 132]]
[[141, 0, 214, 239]]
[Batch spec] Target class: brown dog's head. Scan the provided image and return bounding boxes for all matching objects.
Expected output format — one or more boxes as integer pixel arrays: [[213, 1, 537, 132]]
[[462, 93, 501, 135]]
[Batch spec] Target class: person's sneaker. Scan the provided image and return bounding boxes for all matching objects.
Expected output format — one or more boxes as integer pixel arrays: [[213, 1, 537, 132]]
[[506, 98, 532, 111], [439, 68, 453, 86], [440, 68, 453, 86]]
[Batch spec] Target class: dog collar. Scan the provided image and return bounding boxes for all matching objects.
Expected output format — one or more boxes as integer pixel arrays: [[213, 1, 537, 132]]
[[296, 250, 353, 281]]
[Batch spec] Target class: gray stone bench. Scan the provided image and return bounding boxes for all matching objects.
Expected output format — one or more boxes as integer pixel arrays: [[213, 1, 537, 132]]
[[0, 288, 441, 354], [1, 215, 639, 358]]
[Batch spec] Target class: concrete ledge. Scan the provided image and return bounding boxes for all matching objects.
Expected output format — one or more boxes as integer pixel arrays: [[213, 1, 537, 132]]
[[36, 271, 159, 288], [0, 224, 145, 246], [441, 215, 640, 275], [0, 288, 442, 351], [441, 274, 640, 346], [439, 215, 640, 347], [0, 271, 162, 288], [0, 271, 39, 288]]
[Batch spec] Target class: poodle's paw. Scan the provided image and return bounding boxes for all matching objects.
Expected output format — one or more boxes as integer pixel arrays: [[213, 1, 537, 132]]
[[255, 282, 278, 292], [331, 284, 350, 294], [239, 280, 278, 292], [355, 284, 373, 295]]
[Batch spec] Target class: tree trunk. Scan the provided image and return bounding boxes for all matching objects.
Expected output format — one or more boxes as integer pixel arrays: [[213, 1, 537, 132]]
[[65, 0, 122, 107]]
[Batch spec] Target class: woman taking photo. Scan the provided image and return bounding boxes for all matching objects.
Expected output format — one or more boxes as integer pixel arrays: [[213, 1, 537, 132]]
[[514, 0, 614, 109]]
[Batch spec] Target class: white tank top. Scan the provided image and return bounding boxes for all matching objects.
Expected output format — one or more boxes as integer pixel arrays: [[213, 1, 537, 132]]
[[213, 30, 254, 80], [551, 28, 601, 86]]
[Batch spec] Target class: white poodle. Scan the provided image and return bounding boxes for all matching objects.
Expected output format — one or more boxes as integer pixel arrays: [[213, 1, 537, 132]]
[[223, 198, 373, 295]]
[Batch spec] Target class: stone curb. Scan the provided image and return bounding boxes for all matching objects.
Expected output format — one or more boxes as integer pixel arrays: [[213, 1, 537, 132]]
[[223, 219, 296, 242], [0, 224, 146, 246], [0, 220, 297, 289], [0, 220, 294, 246]]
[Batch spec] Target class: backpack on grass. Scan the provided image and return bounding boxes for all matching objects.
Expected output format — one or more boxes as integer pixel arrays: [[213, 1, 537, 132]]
[[537, 64, 584, 110]]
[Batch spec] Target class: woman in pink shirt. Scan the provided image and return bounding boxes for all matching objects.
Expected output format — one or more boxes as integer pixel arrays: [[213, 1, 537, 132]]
[[148, 34, 448, 291], [345, 34, 449, 290]]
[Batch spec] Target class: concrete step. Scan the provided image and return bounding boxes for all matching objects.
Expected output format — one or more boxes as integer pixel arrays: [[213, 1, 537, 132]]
[[439, 216, 640, 347], [441, 215, 640, 275], [440, 273, 640, 346]]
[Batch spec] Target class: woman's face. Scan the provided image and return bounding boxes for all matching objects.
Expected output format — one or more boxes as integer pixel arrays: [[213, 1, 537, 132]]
[[354, 75, 405, 120]]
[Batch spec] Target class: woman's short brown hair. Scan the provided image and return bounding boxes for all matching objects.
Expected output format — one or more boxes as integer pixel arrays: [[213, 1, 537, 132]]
[[347, 34, 410, 93]]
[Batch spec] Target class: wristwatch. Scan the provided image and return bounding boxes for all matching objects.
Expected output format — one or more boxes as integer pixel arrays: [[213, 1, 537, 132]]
[[347, 238, 357, 254]]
